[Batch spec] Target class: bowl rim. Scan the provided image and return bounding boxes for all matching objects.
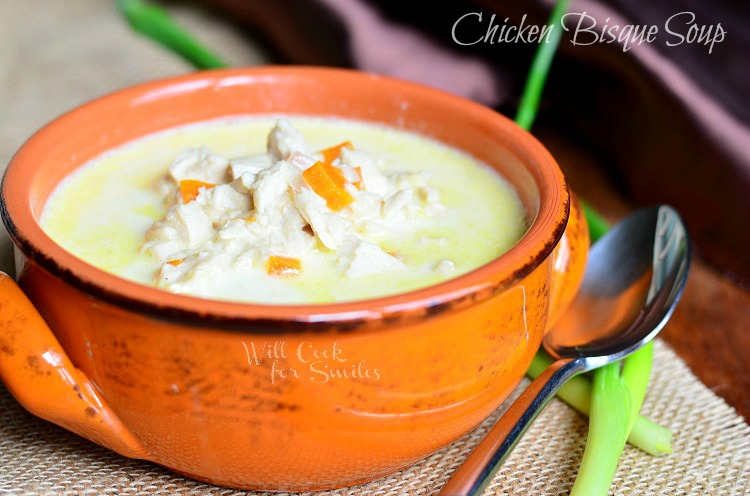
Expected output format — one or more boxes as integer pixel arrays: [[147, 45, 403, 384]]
[[1, 66, 569, 332]]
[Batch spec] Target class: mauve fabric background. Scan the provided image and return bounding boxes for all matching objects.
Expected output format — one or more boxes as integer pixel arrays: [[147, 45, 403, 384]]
[[204, 0, 750, 284]]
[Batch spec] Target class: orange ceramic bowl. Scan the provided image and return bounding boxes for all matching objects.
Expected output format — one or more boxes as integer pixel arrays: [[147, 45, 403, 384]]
[[0, 67, 588, 491]]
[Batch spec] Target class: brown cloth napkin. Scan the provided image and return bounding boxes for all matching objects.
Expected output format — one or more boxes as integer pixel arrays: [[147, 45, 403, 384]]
[[206, 0, 750, 285]]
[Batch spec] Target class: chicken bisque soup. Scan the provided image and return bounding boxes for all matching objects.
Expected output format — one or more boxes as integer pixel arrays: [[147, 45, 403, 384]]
[[40, 117, 527, 304]]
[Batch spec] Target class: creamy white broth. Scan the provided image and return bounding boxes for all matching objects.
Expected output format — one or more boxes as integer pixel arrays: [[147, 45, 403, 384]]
[[41, 117, 527, 304]]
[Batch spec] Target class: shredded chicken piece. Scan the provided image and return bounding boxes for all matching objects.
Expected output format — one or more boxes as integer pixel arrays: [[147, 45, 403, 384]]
[[143, 119, 450, 291]]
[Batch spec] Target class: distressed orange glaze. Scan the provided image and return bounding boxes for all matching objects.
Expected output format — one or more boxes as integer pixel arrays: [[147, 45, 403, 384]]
[[0, 68, 588, 491], [0, 273, 146, 458], [548, 193, 589, 329]]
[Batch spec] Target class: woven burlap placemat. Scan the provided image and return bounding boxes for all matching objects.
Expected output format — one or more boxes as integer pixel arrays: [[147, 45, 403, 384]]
[[1, 340, 748, 495], [1, 2, 749, 494]]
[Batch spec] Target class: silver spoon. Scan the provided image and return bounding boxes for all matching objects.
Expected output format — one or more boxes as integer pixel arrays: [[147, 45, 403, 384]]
[[439, 205, 691, 495]]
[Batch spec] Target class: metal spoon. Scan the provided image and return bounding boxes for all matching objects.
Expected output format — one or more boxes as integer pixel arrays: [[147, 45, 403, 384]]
[[440, 205, 691, 496]]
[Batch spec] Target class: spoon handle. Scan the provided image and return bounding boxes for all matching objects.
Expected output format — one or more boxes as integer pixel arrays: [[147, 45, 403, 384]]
[[439, 357, 584, 496]]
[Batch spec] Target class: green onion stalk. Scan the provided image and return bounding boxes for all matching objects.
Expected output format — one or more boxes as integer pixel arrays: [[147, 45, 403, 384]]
[[116, 2, 672, 492], [526, 352, 672, 457], [116, 0, 229, 69]]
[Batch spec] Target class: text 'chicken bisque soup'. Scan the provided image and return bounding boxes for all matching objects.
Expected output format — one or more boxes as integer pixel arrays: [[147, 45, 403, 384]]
[[40, 117, 527, 304]]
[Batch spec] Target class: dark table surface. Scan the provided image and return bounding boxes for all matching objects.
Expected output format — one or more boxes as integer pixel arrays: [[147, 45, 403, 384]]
[[538, 129, 750, 421]]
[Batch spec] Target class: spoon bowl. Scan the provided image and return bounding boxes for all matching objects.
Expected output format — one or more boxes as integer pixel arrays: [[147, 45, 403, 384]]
[[547, 205, 689, 362], [440, 205, 690, 495]]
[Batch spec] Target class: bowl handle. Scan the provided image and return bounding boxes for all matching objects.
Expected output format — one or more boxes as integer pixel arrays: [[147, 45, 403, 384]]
[[546, 193, 590, 330], [0, 272, 147, 458]]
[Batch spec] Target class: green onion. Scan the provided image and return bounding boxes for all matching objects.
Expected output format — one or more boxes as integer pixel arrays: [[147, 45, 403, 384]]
[[621, 341, 654, 434], [570, 361, 633, 495], [570, 344, 654, 495], [514, 0, 571, 130], [527, 351, 672, 456], [581, 199, 610, 243], [629, 412, 674, 456], [116, 0, 228, 70]]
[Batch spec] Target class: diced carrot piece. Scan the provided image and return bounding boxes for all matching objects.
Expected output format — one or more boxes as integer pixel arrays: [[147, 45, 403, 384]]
[[179, 180, 215, 203], [302, 161, 354, 211], [166, 259, 183, 267], [267, 256, 301, 277], [353, 166, 364, 190], [319, 141, 354, 165], [387, 250, 405, 261]]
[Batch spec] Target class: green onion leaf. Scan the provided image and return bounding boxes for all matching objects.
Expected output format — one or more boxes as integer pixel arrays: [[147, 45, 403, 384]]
[[117, 0, 228, 70]]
